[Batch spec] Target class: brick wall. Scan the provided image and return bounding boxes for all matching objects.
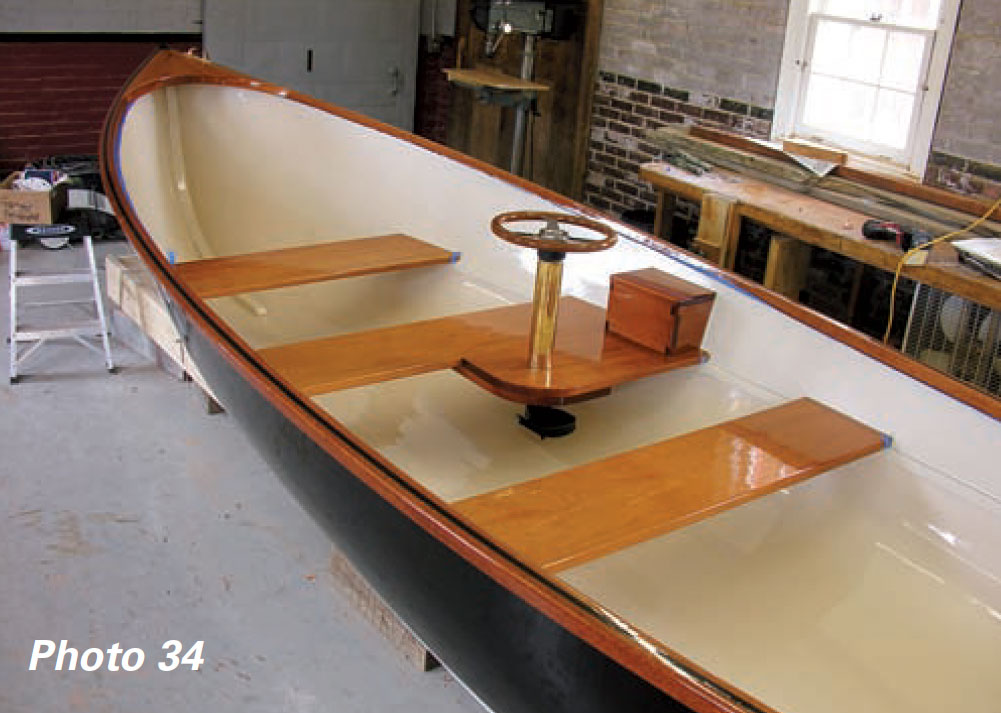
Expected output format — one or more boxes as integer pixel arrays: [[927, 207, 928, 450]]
[[583, 70, 774, 219], [579, 0, 985, 345], [588, 0, 1001, 209], [414, 36, 456, 146], [599, 0, 789, 110], [926, 0, 1001, 201], [584, 0, 787, 220], [0, 37, 201, 177]]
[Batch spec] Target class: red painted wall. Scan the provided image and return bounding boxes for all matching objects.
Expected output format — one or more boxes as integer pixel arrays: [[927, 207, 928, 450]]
[[0, 37, 200, 177]]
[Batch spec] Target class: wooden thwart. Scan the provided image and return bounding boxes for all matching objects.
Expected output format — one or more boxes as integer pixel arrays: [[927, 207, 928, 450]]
[[258, 297, 705, 404], [454, 398, 886, 573], [173, 234, 457, 299]]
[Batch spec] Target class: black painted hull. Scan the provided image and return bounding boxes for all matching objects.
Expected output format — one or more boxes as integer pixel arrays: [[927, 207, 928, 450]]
[[181, 311, 692, 713]]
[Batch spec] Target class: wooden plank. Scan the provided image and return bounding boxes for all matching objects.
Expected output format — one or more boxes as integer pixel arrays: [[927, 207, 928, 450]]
[[454, 398, 886, 573], [444, 67, 550, 92], [328, 547, 439, 672], [782, 138, 847, 165], [258, 310, 486, 395], [653, 190, 676, 242], [692, 124, 1001, 223], [692, 192, 737, 266], [105, 254, 217, 400], [653, 128, 1001, 237], [460, 299, 706, 404], [570, 0, 605, 201], [763, 234, 811, 300], [258, 297, 705, 404], [173, 234, 457, 299]]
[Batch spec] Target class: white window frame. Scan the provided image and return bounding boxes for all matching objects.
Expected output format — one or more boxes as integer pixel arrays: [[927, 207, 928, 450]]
[[772, 0, 961, 177]]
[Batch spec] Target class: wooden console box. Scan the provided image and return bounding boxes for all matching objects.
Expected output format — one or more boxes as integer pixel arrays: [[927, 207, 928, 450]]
[[607, 269, 715, 353]]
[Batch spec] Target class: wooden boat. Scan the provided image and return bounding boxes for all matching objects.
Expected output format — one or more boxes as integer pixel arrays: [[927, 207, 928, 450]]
[[101, 51, 1001, 713]]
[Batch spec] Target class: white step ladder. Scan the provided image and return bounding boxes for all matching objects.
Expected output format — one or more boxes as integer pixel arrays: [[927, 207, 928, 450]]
[[8, 224, 114, 383]]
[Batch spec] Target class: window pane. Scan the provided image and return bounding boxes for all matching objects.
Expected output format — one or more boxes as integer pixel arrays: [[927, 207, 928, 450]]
[[812, 19, 885, 84], [871, 87, 915, 149], [812, 0, 867, 21], [882, 30, 927, 91], [802, 74, 878, 141], [813, 0, 942, 28]]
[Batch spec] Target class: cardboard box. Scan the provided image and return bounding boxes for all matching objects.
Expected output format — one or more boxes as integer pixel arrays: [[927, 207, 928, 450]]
[[0, 172, 67, 224], [607, 268, 715, 354]]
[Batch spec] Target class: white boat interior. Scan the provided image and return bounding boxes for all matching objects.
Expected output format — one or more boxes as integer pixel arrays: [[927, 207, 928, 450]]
[[115, 78, 1001, 713]]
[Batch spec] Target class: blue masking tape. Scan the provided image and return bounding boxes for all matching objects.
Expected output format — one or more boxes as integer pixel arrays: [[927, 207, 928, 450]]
[[167, 251, 176, 265], [450, 252, 462, 263]]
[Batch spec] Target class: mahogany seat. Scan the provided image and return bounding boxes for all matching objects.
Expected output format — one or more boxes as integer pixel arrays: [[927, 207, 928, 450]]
[[173, 234, 459, 298], [454, 398, 887, 572], [258, 297, 706, 405]]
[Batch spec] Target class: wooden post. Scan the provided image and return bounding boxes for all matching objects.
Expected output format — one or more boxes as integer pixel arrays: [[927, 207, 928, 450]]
[[764, 235, 812, 301], [692, 192, 738, 266], [329, 548, 440, 672], [653, 191, 677, 243]]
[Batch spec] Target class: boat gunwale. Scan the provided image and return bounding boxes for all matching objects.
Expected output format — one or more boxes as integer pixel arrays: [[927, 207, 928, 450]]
[[99, 50, 998, 713]]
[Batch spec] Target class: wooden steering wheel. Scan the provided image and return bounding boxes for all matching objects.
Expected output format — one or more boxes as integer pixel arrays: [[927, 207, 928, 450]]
[[490, 211, 617, 253]]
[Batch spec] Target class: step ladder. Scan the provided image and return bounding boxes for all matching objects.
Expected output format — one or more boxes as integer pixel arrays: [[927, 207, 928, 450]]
[[8, 224, 114, 383]]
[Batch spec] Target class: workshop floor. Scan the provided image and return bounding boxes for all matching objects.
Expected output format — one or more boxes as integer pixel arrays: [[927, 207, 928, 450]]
[[0, 240, 484, 713]]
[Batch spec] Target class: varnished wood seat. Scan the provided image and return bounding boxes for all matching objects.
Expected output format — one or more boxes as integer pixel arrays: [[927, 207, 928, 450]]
[[258, 297, 706, 404], [454, 398, 887, 572], [173, 234, 459, 298]]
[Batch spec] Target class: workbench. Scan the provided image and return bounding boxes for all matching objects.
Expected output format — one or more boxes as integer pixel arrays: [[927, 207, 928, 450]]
[[640, 161, 1001, 312]]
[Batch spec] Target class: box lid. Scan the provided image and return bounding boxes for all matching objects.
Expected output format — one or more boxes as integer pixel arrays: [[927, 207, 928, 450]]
[[611, 268, 716, 305]]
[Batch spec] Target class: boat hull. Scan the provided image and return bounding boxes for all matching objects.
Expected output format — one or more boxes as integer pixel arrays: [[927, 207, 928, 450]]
[[180, 308, 691, 713], [101, 51, 1001, 713]]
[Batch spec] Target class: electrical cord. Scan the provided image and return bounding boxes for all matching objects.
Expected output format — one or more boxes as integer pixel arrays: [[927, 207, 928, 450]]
[[883, 191, 1001, 343]]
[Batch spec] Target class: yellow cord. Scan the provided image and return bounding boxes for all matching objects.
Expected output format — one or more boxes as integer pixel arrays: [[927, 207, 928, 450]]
[[882, 192, 1001, 343]]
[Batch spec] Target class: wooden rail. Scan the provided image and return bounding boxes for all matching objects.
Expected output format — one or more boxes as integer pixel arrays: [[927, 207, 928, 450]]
[[455, 398, 886, 572], [173, 234, 458, 298]]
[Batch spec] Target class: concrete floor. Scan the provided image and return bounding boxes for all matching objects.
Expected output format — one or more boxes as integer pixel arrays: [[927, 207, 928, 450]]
[[0, 240, 483, 713]]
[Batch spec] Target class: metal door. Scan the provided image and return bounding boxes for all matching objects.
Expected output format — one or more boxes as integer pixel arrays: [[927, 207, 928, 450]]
[[204, 0, 419, 130]]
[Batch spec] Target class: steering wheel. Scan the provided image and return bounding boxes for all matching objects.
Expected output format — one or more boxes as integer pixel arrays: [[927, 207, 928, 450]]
[[490, 211, 617, 253]]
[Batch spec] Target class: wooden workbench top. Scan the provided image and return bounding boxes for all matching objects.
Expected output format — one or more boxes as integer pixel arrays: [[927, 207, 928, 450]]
[[641, 162, 1001, 311], [444, 68, 550, 93]]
